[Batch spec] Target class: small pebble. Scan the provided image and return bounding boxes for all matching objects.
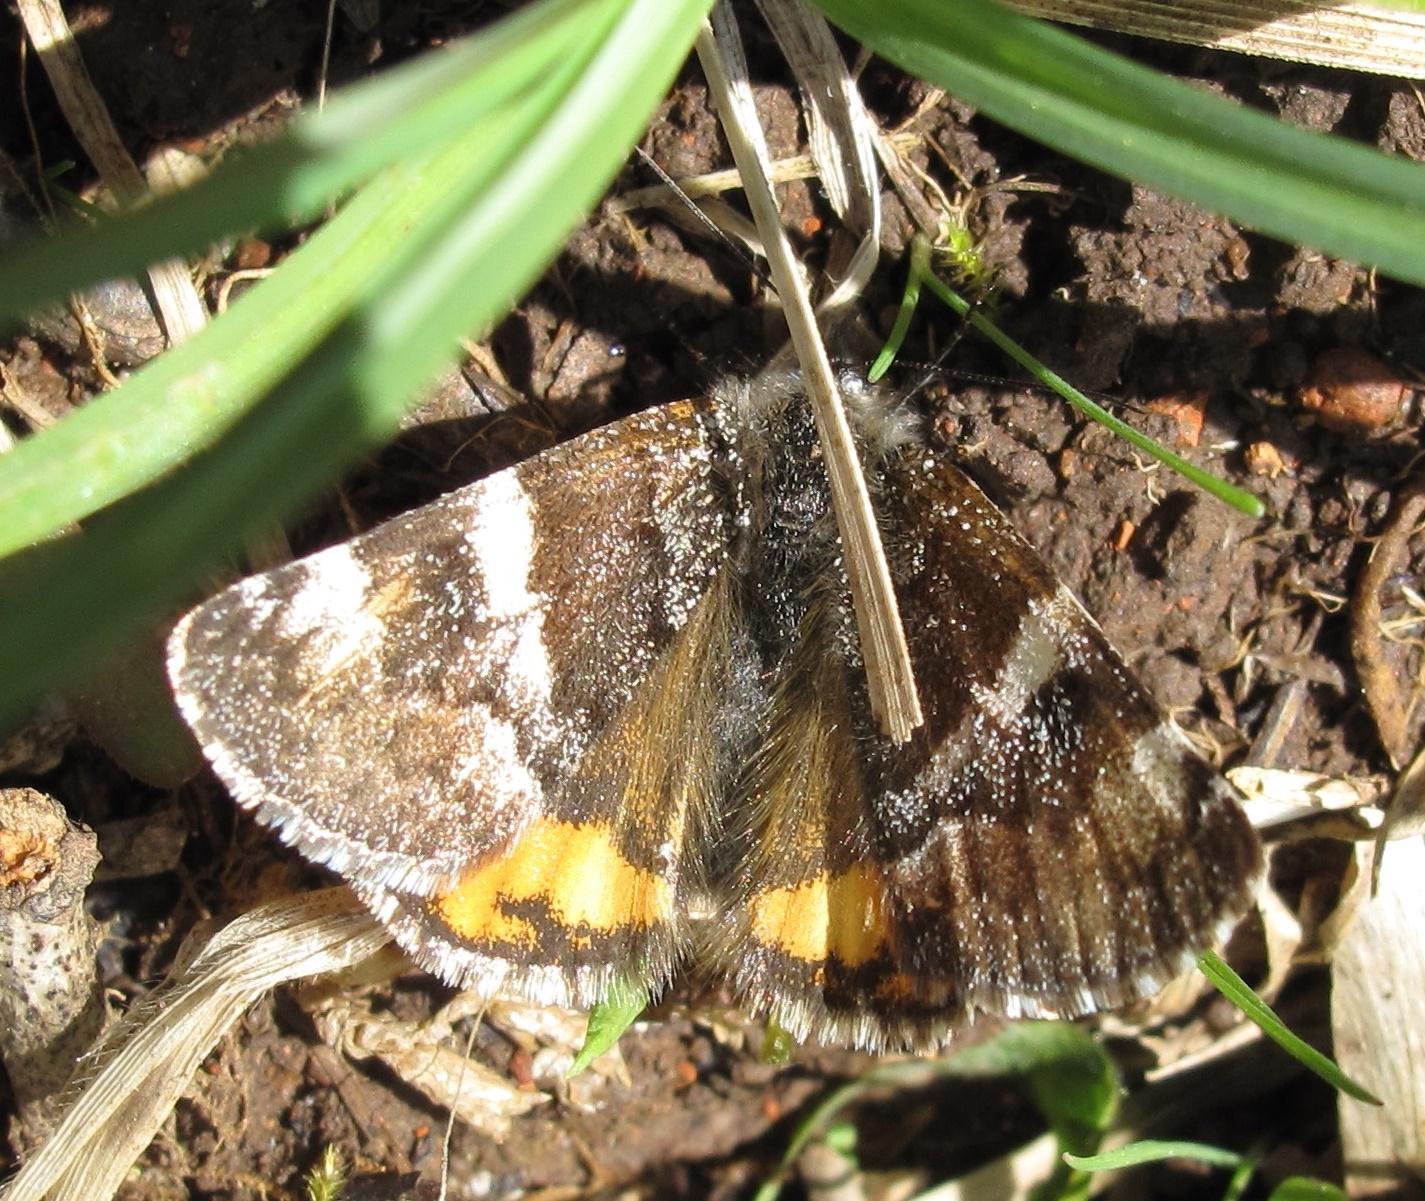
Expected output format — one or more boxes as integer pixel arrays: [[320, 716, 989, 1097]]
[[1243, 440, 1287, 478], [1146, 391, 1207, 447], [1296, 347, 1407, 433]]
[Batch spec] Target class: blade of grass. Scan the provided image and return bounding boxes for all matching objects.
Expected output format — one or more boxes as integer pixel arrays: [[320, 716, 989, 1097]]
[[0, 0, 712, 731], [875, 234, 1264, 516], [1065, 1140, 1246, 1172], [0, 0, 609, 323], [0, 0, 643, 558], [813, 0, 1425, 285], [0, 117, 512, 557], [1198, 951, 1382, 1105]]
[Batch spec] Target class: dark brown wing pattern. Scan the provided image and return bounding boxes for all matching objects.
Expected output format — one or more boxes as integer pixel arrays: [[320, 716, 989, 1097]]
[[171, 401, 742, 1006], [719, 384, 1260, 1050]]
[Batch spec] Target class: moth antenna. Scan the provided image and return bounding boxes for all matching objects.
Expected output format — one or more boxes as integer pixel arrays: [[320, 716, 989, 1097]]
[[632, 146, 770, 285]]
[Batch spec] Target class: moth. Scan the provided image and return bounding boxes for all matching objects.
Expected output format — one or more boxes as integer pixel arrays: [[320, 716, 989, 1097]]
[[168, 372, 1261, 1051]]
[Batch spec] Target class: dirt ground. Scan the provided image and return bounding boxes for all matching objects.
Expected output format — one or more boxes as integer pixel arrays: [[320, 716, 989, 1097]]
[[1, 1, 1422, 1199]]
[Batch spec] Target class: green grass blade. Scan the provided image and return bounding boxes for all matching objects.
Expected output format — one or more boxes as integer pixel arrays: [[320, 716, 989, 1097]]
[[0, 0, 605, 322], [0, 0, 646, 558], [0, 0, 711, 730], [0, 124, 508, 557], [813, 0, 1425, 285], [926, 276, 1264, 517], [1065, 1140, 1245, 1172], [1198, 951, 1382, 1105], [878, 235, 1265, 517]]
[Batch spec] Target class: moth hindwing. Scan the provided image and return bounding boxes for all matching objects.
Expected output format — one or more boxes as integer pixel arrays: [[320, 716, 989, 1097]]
[[169, 373, 1261, 1051]]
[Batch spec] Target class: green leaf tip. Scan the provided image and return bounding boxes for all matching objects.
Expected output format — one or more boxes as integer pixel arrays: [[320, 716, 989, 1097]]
[[1197, 950, 1381, 1105], [568, 978, 649, 1077]]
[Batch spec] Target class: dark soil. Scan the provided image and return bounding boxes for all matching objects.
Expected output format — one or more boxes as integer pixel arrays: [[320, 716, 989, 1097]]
[[1, 2, 1422, 1199]]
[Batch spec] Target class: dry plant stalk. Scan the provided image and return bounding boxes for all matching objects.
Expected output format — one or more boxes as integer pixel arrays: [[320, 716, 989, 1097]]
[[698, 1, 924, 742], [3, 888, 390, 1201], [1334, 839, 1425, 1193], [15, 0, 206, 344], [1004, 0, 1425, 79]]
